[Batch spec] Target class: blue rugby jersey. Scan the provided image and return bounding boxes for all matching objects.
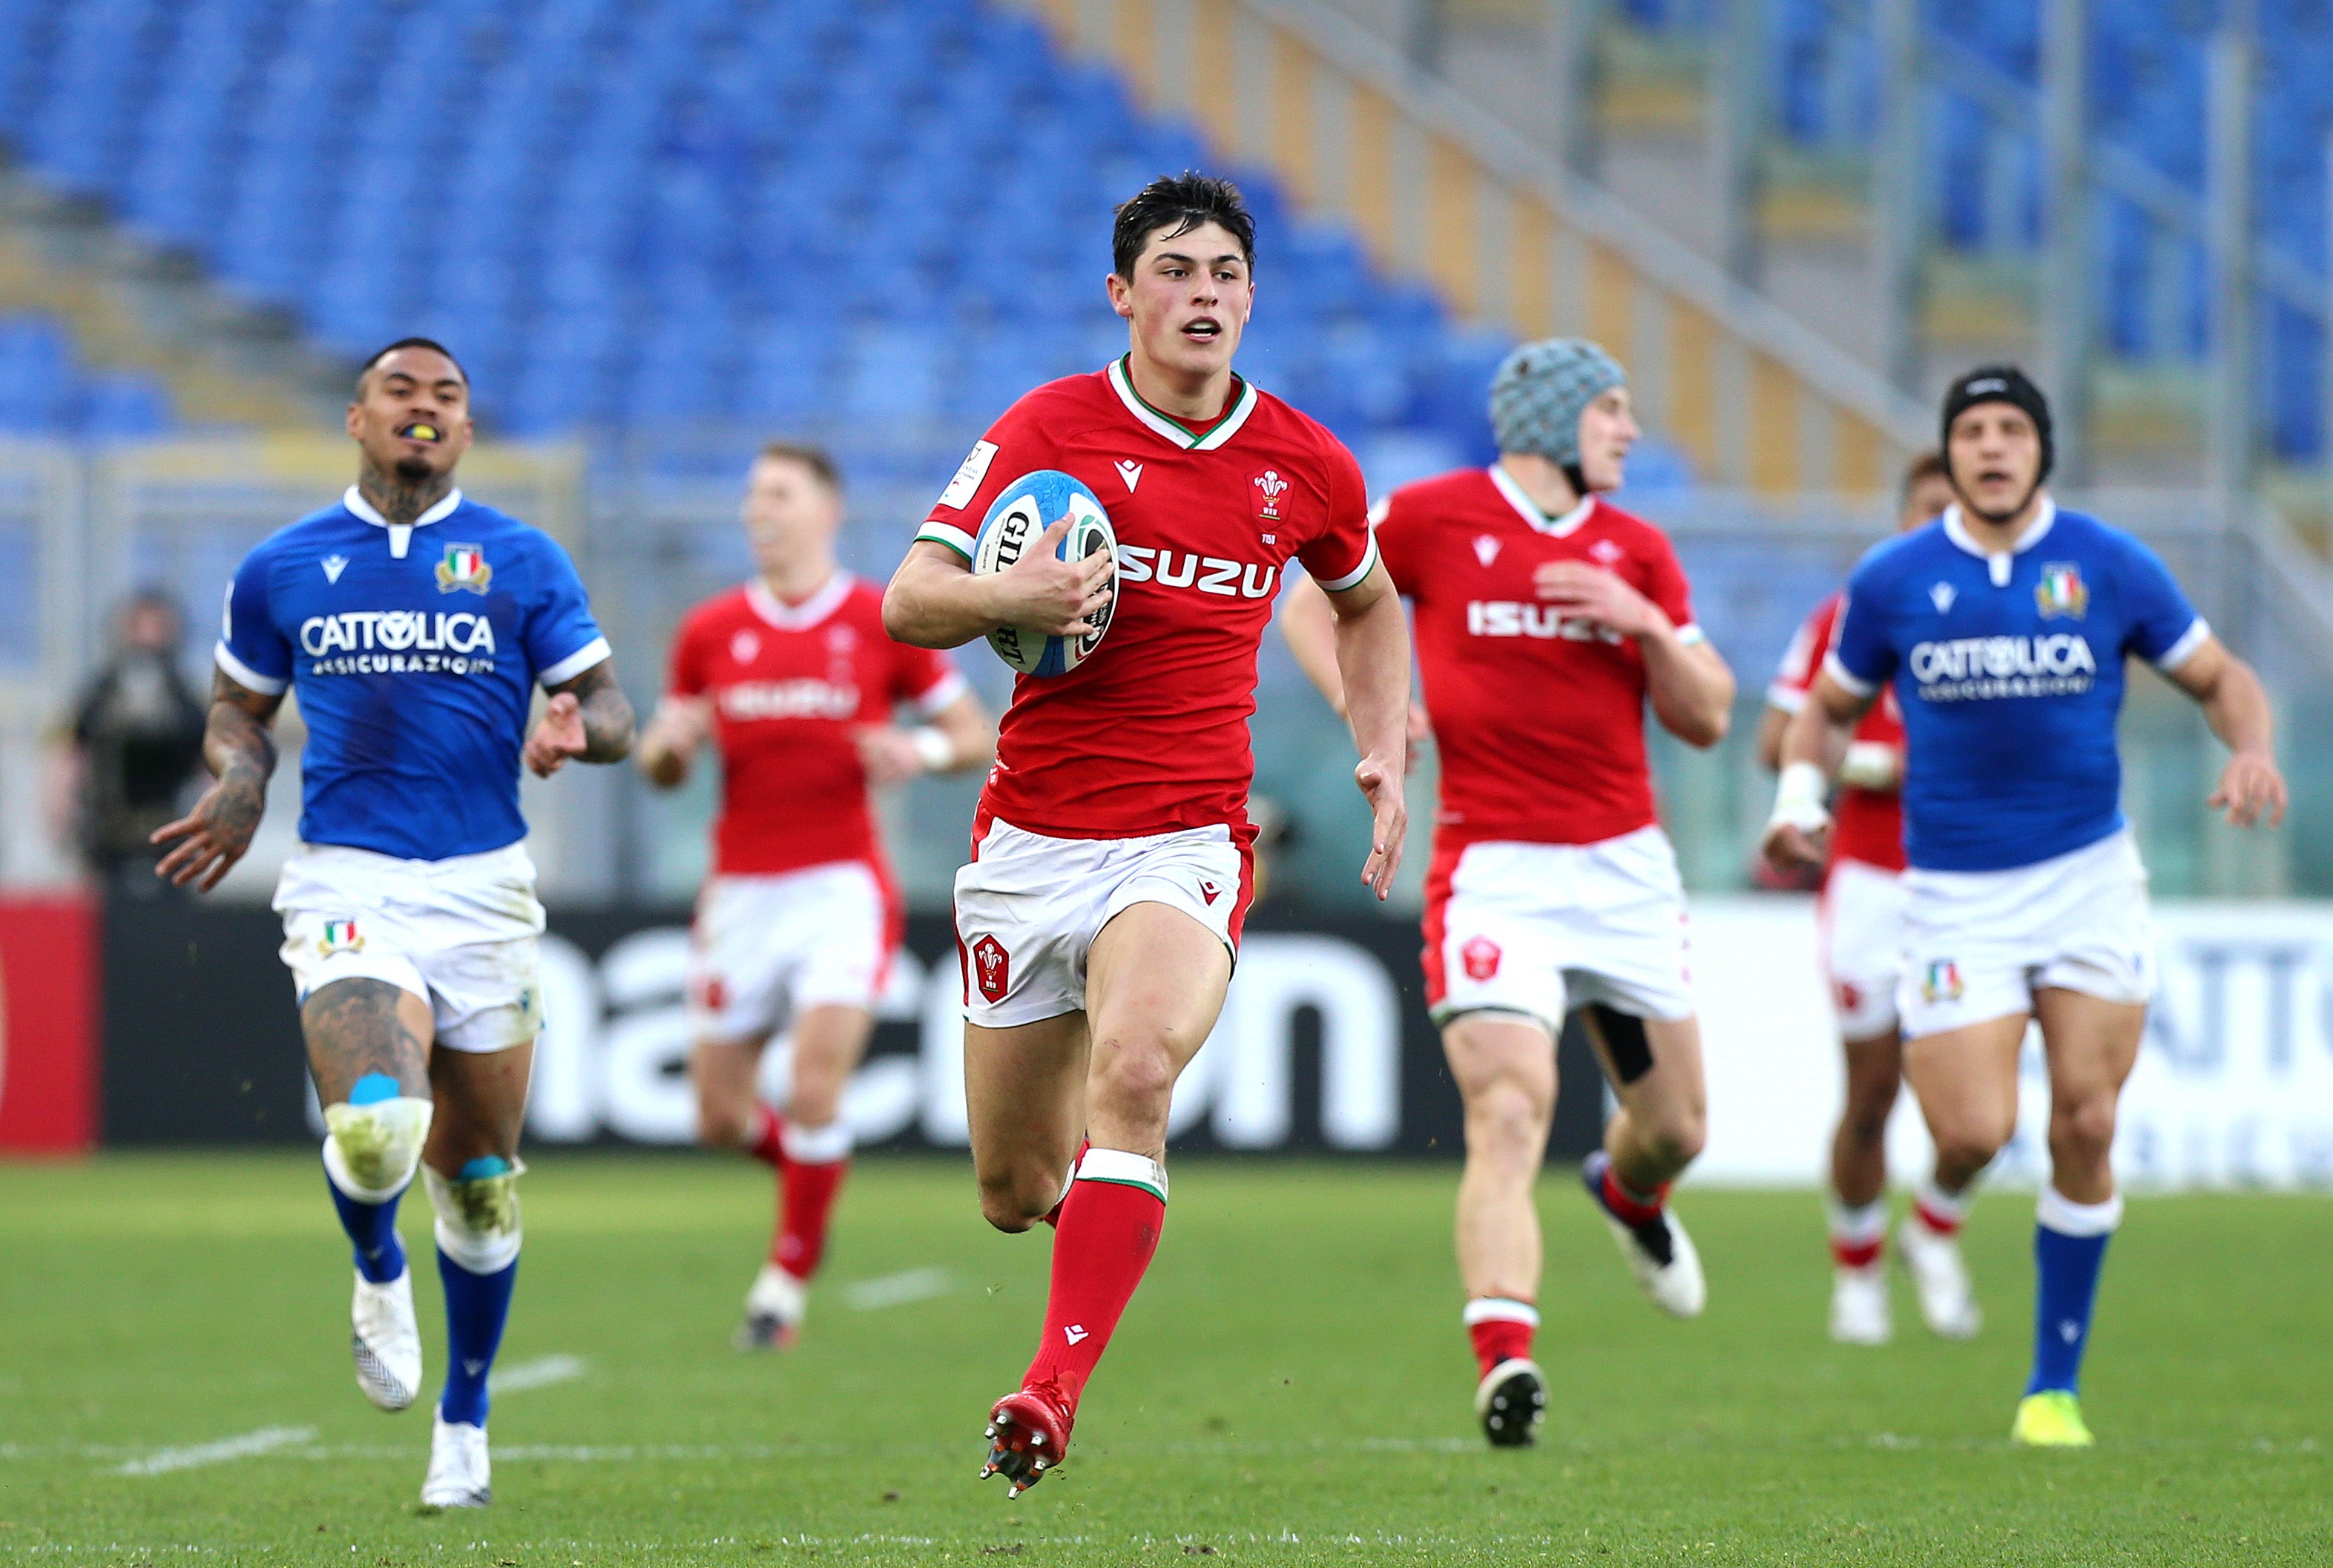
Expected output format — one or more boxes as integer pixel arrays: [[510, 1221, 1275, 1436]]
[[215, 487, 610, 861], [1829, 501, 2206, 874]]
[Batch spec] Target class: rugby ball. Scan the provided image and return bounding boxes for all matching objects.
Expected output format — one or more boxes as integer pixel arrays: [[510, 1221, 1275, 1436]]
[[971, 470, 1119, 677]]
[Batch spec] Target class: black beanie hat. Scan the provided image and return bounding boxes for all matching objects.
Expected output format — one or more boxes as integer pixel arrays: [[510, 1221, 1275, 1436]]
[[1941, 365, 2053, 484]]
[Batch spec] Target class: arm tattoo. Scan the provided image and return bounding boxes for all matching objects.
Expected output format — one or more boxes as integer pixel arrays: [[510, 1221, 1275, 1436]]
[[205, 670, 280, 833], [548, 659, 636, 763]]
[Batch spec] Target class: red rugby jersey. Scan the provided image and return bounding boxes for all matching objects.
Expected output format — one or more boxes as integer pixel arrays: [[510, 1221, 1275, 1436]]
[[1375, 466, 1701, 849], [667, 573, 965, 876], [919, 358, 1377, 839], [1767, 589, 1907, 874]]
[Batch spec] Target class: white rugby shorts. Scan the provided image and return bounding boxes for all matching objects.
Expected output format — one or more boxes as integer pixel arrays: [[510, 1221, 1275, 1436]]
[[1424, 826, 1694, 1036], [1897, 829, 2155, 1040], [688, 860, 893, 1041], [274, 842, 545, 1055], [952, 816, 1251, 1028], [1817, 857, 1909, 1039]]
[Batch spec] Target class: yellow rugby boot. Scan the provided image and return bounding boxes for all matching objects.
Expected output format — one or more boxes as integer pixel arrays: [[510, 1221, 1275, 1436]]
[[2010, 1390, 2095, 1447]]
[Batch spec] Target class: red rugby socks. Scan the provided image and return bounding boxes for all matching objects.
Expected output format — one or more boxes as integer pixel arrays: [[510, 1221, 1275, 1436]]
[[1464, 1297, 1539, 1379], [1023, 1148, 1167, 1403]]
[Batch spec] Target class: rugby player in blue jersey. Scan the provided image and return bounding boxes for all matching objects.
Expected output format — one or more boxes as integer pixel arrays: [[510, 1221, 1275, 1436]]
[[1762, 366, 2285, 1446], [153, 339, 636, 1506]]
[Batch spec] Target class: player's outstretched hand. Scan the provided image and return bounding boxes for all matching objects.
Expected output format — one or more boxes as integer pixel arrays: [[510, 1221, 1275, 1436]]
[[2209, 747, 2288, 829], [855, 725, 926, 787], [526, 691, 588, 777], [1533, 560, 1664, 639], [992, 516, 1113, 638], [1760, 819, 1829, 873], [1355, 753, 1407, 901], [151, 777, 265, 892]]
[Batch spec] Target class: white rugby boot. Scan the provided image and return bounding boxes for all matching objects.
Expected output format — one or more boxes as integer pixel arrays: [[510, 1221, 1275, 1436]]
[[1829, 1263, 1892, 1345], [421, 1413, 491, 1509], [351, 1267, 423, 1411], [1582, 1151, 1706, 1319], [1898, 1216, 1981, 1340], [733, 1262, 806, 1352], [1473, 1359, 1547, 1448]]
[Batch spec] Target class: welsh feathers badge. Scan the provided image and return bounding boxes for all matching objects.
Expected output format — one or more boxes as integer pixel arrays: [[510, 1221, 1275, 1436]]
[[2034, 561, 2087, 619], [436, 542, 492, 595]]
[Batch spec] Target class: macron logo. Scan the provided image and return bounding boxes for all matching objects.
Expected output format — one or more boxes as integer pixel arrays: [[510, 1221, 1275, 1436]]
[[1199, 880, 1223, 905], [1063, 1325, 1089, 1345], [1931, 582, 1956, 613], [322, 554, 349, 584], [1115, 460, 1143, 493], [1472, 536, 1500, 567]]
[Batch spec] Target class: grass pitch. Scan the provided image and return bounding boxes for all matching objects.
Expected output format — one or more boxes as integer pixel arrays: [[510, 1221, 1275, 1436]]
[[0, 1155, 2326, 1566]]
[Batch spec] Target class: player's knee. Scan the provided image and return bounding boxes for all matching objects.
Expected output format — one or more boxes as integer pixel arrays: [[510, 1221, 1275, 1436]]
[[1839, 1083, 1898, 1150], [424, 1156, 525, 1274], [1464, 1080, 1550, 1166], [976, 1164, 1056, 1234], [2050, 1093, 2118, 1159], [1930, 1117, 2009, 1177], [695, 1097, 751, 1148], [321, 1073, 432, 1200], [1642, 1102, 1708, 1167], [1089, 1038, 1178, 1116]]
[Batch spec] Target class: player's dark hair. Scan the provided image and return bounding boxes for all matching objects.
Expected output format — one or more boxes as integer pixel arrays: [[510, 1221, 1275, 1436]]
[[755, 440, 841, 492], [1900, 448, 1949, 501], [357, 337, 467, 395], [1112, 173, 1256, 280]]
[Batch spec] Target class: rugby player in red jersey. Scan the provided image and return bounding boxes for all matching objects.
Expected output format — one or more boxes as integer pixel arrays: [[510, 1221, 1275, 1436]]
[[882, 174, 1412, 1495], [637, 442, 993, 1351], [1757, 450, 1981, 1346], [1283, 340, 1735, 1447]]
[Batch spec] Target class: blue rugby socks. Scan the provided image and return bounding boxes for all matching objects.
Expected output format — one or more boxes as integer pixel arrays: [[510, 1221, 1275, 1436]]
[[323, 1073, 413, 1283], [430, 1154, 524, 1430], [2026, 1185, 2122, 1396]]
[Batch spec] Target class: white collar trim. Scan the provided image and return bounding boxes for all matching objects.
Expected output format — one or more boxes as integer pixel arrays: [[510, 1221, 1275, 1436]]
[[1107, 357, 1258, 451], [1488, 463, 1594, 537], [344, 485, 463, 530], [747, 571, 852, 630], [1942, 497, 2056, 559]]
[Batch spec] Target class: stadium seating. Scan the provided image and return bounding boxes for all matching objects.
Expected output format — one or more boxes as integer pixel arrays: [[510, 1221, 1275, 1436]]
[[0, 313, 175, 438], [1617, 0, 2329, 461], [0, 0, 1611, 478]]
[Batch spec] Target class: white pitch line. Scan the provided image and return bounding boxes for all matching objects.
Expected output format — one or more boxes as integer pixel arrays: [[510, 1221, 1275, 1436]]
[[118, 1425, 317, 1476], [844, 1266, 955, 1311], [490, 1353, 587, 1394]]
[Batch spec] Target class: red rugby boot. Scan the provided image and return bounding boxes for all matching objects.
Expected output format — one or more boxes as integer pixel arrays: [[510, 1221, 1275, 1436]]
[[978, 1382, 1076, 1498]]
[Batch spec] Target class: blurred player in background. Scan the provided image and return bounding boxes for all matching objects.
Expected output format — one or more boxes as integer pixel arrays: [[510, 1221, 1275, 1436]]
[[1765, 366, 2285, 1446], [636, 441, 991, 1352], [884, 174, 1412, 1495], [1757, 451, 1981, 1346], [153, 339, 635, 1506], [1283, 340, 1735, 1448]]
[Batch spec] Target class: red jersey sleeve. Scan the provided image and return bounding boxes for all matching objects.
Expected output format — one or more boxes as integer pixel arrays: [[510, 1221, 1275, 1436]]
[[1292, 436, 1378, 592], [891, 639, 968, 717], [1637, 527, 1702, 645], [667, 605, 713, 698], [918, 398, 1066, 562], [1767, 594, 1842, 714]]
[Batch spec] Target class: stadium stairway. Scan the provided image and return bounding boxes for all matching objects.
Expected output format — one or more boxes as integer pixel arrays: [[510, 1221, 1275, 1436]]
[[1010, 0, 1926, 494], [0, 0, 1921, 493], [1341, 0, 2333, 509], [0, 169, 334, 435]]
